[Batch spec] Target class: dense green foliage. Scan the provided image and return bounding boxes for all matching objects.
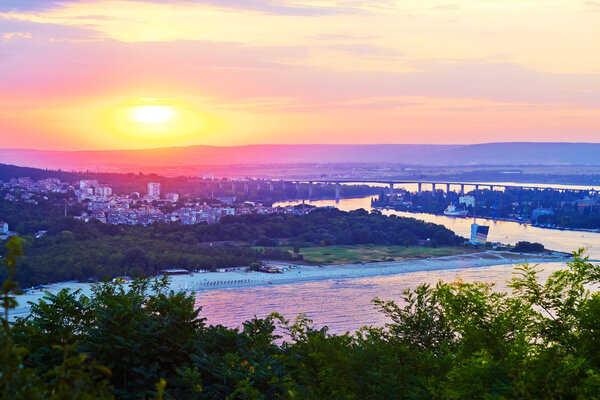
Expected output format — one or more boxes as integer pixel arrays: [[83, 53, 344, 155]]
[[0, 196, 84, 235], [1, 207, 462, 287], [2, 237, 600, 399], [512, 241, 546, 253]]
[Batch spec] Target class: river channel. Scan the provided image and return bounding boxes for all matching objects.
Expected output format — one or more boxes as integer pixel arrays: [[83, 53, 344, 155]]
[[195, 195, 600, 335]]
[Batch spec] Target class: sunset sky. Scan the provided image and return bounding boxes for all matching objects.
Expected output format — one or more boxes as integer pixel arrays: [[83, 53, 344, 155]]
[[1, 0, 599, 150]]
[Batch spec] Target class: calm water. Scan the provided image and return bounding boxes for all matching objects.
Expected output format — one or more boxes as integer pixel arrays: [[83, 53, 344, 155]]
[[195, 195, 600, 334], [274, 196, 600, 258], [196, 262, 565, 335]]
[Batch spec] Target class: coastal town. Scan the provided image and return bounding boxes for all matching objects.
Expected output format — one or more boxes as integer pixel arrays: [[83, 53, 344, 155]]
[[0, 176, 308, 233], [370, 187, 600, 231], [4, 173, 600, 237]]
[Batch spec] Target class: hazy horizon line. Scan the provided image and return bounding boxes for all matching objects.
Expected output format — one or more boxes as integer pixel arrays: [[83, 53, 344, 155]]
[[2, 141, 599, 153]]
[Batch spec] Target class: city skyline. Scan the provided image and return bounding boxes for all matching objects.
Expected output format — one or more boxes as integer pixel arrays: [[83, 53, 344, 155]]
[[1, 0, 600, 150]]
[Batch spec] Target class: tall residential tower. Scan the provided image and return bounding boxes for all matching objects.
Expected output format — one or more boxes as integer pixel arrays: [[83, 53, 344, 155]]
[[147, 182, 161, 199]]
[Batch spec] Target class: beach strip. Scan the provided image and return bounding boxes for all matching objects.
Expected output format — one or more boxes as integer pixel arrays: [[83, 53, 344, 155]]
[[9, 250, 568, 319]]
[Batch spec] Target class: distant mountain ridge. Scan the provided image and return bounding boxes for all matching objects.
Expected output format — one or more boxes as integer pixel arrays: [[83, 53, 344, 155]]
[[0, 143, 598, 171], [428, 142, 600, 165]]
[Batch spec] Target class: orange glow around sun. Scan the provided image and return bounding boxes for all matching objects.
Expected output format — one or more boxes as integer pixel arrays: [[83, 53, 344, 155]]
[[105, 97, 216, 144], [3, 0, 600, 150]]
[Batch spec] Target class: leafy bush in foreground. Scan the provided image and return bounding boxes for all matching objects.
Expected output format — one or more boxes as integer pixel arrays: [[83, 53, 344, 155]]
[[2, 237, 600, 399]]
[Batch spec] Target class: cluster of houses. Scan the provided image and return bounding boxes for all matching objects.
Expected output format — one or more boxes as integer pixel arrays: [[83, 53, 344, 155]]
[[1, 176, 308, 228], [2, 177, 66, 204]]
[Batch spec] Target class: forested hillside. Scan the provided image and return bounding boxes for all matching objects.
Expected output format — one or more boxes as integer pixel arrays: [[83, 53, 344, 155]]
[[1, 206, 463, 287]]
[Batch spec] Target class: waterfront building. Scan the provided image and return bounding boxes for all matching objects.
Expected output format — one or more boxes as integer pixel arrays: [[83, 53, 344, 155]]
[[459, 195, 475, 208], [470, 223, 489, 244], [532, 207, 554, 221], [576, 197, 598, 213]]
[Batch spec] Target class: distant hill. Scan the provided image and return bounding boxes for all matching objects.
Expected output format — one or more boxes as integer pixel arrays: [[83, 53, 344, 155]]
[[0, 143, 599, 171], [0, 163, 78, 183], [428, 142, 600, 165], [0, 163, 165, 194]]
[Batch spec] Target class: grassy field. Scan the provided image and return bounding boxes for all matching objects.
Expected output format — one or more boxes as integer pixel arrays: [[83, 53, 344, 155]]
[[256, 245, 477, 265]]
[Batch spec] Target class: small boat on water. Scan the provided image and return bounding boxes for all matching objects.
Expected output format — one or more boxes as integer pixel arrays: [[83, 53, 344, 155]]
[[443, 203, 468, 217]]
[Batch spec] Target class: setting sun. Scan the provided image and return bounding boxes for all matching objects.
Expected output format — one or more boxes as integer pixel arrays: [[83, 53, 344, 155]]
[[100, 97, 221, 146], [129, 105, 175, 124]]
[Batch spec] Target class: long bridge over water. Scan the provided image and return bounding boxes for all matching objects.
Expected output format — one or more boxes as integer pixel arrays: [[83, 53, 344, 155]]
[[294, 180, 600, 200], [212, 178, 600, 200]]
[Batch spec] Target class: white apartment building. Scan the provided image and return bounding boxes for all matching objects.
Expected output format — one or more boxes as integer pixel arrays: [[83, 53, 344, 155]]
[[147, 182, 161, 199], [80, 180, 99, 189], [95, 185, 113, 197]]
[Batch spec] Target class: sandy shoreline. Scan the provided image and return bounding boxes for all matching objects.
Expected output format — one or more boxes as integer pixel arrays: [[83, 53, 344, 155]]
[[9, 251, 568, 319]]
